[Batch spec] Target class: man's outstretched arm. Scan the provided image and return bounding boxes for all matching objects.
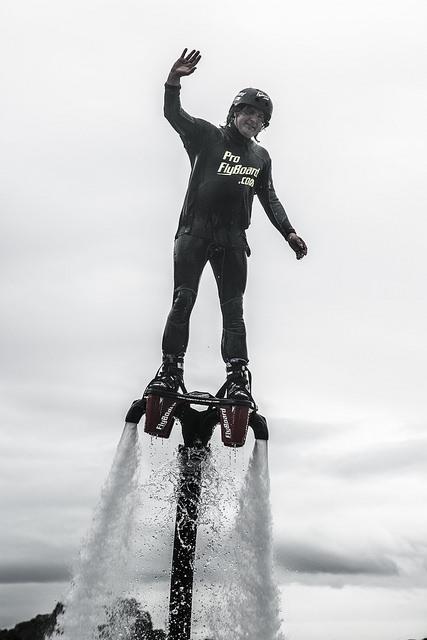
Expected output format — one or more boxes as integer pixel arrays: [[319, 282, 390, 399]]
[[164, 48, 205, 143]]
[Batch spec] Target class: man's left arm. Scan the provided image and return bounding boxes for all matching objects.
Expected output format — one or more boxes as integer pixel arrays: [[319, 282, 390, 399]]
[[256, 158, 307, 260]]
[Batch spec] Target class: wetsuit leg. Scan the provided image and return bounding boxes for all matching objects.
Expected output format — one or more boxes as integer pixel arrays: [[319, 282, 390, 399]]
[[162, 235, 210, 356], [209, 246, 248, 363]]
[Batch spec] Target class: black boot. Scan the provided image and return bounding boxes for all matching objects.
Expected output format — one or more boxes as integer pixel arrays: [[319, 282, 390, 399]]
[[146, 354, 186, 394], [225, 358, 252, 402]]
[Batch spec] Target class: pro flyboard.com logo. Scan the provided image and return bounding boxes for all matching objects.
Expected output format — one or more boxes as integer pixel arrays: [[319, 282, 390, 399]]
[[217, 150, 260, 188]]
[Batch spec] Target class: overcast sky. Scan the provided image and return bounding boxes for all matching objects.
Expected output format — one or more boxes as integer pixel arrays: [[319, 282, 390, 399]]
[[1, 0, 427, 638]]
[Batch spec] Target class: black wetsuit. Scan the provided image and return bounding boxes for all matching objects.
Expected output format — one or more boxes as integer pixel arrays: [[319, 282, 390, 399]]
[[161, 83, 296, 362]]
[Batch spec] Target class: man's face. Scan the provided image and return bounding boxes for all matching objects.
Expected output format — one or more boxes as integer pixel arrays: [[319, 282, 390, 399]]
[[234, 105, 265, 138]]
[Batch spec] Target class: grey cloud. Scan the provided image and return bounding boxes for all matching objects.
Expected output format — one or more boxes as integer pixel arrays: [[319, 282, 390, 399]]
[[275, 541, 399, 576], [0, 562, 70, 584], [0, 562, 167, 586], [319, 438, 427, 478], [267, 417, 347, 445], [268, 419, 427, 478]]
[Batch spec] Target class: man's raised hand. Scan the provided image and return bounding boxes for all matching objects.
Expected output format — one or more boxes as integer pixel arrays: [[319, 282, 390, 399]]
[[167, 49, 201, 85]]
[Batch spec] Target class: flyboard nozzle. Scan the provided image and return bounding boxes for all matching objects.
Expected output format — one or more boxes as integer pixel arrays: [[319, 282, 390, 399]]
[[125, 398, 146, 424], [249, 412, 269, 440]]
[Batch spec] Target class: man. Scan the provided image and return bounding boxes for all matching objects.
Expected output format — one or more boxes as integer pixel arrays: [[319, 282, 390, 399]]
[[147, 49, 307, 401]]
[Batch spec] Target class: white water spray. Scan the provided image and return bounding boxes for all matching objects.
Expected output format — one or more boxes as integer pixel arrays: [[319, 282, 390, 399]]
[[47, 420, 283, 639], [208, 440, 284, 640], [51, 423, 140, 640]]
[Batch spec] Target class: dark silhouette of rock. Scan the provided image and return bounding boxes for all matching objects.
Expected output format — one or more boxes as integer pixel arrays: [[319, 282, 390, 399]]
[[0, 599, 169, 640], [0, 602, 63, 640]]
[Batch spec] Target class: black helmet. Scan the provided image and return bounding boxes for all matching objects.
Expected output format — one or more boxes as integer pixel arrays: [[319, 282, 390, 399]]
[[229, 88, 273, 126]]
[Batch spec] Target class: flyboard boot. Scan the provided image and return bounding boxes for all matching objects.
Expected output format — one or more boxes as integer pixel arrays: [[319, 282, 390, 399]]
[[144, 355, 187, 438], [216, 359, 255, 447]]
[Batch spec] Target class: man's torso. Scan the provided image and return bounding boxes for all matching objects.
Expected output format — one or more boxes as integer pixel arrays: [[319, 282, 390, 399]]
[[176, 119, 269, 248]]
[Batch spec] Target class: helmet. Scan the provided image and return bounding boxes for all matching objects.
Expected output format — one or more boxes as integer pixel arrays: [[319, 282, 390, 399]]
[[229, 88, 273, 126]]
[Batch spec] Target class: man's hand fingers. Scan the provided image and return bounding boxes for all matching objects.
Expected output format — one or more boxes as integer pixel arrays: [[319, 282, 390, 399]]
[[184, 49, 200, 62], [185, 49, 198, 61], [188, 52, 201, 66]]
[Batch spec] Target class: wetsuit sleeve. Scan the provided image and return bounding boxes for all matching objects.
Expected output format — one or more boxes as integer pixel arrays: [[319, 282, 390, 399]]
[[164, 83, 207, 149], [256, 157, 296, 240]]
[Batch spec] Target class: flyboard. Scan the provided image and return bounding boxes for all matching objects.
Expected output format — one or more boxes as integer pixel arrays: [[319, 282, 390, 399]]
[[125, 381, 268, 640], [126, 380, 267, 448]]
